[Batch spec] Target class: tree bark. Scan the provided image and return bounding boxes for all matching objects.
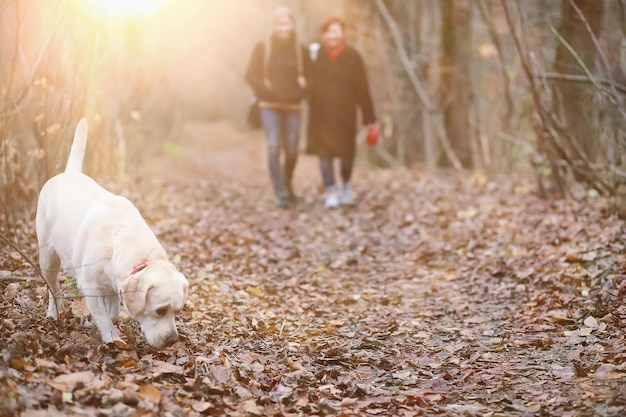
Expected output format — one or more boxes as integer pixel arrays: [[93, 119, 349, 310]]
[[439, 0, 473, 168], [552, 0, 604, 160]]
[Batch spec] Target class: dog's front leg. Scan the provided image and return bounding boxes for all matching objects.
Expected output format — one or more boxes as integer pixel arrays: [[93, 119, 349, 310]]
[[84, 294, 123, 344], [104, 293, 120, 323]]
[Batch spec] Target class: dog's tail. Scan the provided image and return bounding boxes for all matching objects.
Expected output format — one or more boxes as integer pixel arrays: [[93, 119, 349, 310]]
[[65, 118, 88, 173]]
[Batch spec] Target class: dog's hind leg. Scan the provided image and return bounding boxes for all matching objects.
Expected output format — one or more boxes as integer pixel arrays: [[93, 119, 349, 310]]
[[39, 248, 64, 320]]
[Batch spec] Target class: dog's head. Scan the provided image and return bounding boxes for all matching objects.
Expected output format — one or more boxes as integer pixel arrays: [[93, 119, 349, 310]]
[[120, 261, 188, 349]]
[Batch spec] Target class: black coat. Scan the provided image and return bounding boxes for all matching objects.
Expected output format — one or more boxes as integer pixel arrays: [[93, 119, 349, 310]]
[[307, 44, 376, 158], [245, 34, 310, 107]]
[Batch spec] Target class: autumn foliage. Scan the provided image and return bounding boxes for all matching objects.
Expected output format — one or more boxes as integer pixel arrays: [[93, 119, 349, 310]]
[[1, 124, 625, 416]]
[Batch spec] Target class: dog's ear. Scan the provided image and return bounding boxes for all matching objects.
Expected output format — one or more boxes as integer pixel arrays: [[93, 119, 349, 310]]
[[121, 275, 153, 317]]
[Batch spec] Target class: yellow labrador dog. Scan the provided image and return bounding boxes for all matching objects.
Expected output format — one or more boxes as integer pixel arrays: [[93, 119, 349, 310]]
[[36, 119, 188, 348]]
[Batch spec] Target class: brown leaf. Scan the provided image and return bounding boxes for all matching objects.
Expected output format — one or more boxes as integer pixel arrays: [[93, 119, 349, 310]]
[[138, 384, 162, 404], [242, 399, 263, 415], [551, 316, 577, 325], [510, 402, 541, 413], [10, 357, 32, 371], [583, 316, 598, 328], [572, 362, 588, 378], [149, 360, 185, 378], [191, 400, 213, 412], [209, 364, 230, 385], [48, 371, 95, 392], [112, 339, 131, 349]]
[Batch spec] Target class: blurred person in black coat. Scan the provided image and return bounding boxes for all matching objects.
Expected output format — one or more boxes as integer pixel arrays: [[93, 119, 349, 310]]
[[307, 16, 378, 209]]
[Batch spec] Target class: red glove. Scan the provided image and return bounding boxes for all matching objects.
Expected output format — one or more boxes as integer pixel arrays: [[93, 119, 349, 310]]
[[366, 123, 379, 147]]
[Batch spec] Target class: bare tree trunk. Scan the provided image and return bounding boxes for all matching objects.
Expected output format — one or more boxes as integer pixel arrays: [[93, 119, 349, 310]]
[[552, 0, 604, 161], [439, 0, 473, 168]]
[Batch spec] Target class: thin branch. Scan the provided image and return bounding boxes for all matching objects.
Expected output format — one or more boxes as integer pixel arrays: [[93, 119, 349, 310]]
[[548, 18, 625, 119], [542, 21, 615, 192], [502, 0, 615, 196], [533, 72, 626, 95], [500, 0, 567, 196], [3, 0, 67, 113], [496, 132, 543, 159], [372, 145, 399, 167], [2, 0, 20, 102], [435, 116, 463, 170], [374, 0, 463, 170], [547, 14, 626, 135], [568, 0, 626, 121], [373, 0, 433, 110], [475, 0, 515, 124], [0, 275, 43, 282], [0, 232, 41, 274], [27, 0, 66, 86]]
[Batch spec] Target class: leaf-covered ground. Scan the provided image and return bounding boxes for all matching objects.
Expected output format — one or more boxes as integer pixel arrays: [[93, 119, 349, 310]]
[[1, 122, 625, 417]]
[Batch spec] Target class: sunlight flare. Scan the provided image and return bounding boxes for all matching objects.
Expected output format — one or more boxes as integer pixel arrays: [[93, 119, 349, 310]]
[[86, 0, 168, 16]]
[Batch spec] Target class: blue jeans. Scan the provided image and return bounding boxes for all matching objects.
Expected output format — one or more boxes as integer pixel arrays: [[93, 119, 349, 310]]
[[260, 108, 301, 198], [319, 155, 354, 191]]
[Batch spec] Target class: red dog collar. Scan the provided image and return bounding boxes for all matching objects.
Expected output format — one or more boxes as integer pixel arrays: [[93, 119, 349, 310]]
[[128, 260, 149, 278], [119, 260, 149, 304]]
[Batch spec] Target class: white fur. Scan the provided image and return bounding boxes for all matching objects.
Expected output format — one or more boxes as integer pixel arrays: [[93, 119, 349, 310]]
[[36, 119, 188, 348]]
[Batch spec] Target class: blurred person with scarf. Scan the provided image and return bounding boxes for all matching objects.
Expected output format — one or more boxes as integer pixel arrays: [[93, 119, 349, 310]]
[[245, 6, 310, 208], [307, 16, 378, 209]]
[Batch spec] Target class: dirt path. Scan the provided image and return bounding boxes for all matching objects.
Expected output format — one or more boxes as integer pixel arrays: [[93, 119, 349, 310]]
[[1, 121, 625, 416], [143, 120, 322, 198]]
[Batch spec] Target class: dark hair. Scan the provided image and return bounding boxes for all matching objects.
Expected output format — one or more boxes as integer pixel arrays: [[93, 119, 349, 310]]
[[320, 16, 346, 33]]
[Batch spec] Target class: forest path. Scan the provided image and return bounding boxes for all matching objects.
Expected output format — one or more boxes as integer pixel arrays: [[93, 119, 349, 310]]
[[144, 120, 321, 197], [1, 121, 625, 416]]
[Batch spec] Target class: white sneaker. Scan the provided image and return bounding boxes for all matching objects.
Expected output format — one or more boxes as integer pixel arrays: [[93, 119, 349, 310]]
[[339, 185, 354, 206], [324, 191, 340, 209]]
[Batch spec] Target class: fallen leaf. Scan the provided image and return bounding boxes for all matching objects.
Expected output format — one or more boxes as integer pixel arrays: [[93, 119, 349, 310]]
[[191, 400, 213, 412], [510, 402, 541, 413], [242, 399, 263, 415], [583, 316, 598, 328], [245, 286, 264, 296], [551, 316, 576, 325], [138, 384, 161, 404], [49, 371, 95, 392], [572, 362, 588, 377], [112, 340, 131, 349]]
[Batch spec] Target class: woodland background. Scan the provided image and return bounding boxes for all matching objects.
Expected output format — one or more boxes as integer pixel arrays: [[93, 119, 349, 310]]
[[1, 1, 626, 416], [1, 0, 626, 237]]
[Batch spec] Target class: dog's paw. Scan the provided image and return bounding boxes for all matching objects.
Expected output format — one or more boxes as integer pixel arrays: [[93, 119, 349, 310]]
[[46, 308, 64, 321], [100, 329, 130, 349], [46, 301, 65, 321]]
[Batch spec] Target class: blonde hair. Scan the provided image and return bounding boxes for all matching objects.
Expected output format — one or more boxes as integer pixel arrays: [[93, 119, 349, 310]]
[[269, 6, 298, 44], [273, 6, 295, 26]]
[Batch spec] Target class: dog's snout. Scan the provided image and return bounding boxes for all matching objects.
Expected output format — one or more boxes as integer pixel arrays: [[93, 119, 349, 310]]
[[165, 333, 178, 346], [154, 333, 178, 349]]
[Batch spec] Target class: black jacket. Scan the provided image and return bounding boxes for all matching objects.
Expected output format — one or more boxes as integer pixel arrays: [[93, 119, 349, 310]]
[[307, 44, 376, 158], [245, 34, 310, 106]]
